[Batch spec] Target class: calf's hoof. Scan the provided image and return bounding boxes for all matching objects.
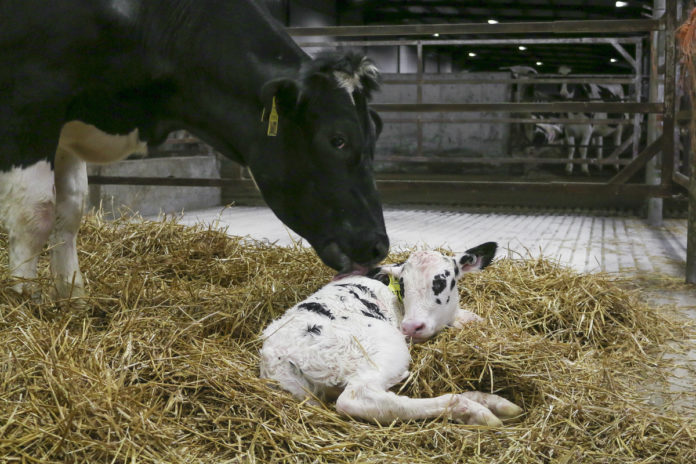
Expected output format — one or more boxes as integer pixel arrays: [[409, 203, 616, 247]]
[[451, 395, 503, 427], [460, 391, 524, 420]]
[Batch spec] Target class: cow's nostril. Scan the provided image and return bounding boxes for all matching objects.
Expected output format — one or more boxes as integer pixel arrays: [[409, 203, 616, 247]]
[[371, 235, 389, 261], [413, 323, 425, 333]]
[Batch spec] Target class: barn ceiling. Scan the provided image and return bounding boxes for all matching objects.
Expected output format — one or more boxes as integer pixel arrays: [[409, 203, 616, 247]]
[[330, 0, 658, 74]]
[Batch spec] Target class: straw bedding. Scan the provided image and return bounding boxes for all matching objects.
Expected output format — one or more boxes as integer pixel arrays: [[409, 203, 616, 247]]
[[1, 213, 694, 463]]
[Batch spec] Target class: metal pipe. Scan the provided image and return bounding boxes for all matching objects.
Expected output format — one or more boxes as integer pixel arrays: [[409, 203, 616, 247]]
[[371, 102, 663, 113], [297, 37, 644, 47], [646, 0, 666, 226], [287, 19, 661, 37]]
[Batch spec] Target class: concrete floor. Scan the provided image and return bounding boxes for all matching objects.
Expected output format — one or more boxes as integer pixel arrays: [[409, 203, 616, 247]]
[[176, 205, 689, 278]]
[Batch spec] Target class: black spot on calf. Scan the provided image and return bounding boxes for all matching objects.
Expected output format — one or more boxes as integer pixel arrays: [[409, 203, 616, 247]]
[[306, 324, 322, 335], [432, 274, 447, 295], [358, 298, 386, 320], [298, 302, 335, 320], [450, 279, 456, 290], [337, 283, 377, 300]]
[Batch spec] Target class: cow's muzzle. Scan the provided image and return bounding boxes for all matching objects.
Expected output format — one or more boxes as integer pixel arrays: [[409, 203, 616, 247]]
[[319, 233, 389, 277]]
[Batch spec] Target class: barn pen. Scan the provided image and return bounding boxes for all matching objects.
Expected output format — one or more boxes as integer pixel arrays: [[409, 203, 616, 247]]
[[2, 0, 696, 463]]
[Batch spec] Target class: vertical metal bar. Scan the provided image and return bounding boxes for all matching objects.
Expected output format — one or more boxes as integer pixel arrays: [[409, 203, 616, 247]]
[[647, 0, 665, 226], [683, 1, 696, 282], [633, 40, 643, 159], [417, 41, 424, 158], [661, 0, 677, 187]]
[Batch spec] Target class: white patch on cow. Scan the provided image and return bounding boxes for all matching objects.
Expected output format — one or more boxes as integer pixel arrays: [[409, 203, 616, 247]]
[[110, 0, 138, 20], [333, 58, 380, 105], [333, 71, 360, 105], [50, 147, 88, 298], [59, 121, 147, 164], [0, 161, 56, 295], [0, 121, 144, 298]]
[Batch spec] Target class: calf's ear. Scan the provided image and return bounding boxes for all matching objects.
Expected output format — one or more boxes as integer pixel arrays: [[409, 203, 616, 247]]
[[372, 261, 405, 279], [455, 242, 497, 275], [260, 78, 301, 117]]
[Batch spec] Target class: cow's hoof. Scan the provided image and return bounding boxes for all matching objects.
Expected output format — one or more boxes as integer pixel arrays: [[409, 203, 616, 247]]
[[10, 282, 42, 301], [54, 279, 87, 301], [565, 165, 573, 175]]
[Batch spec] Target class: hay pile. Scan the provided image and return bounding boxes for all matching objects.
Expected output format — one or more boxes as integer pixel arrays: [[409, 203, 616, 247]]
[[1, 213, 695, 463]]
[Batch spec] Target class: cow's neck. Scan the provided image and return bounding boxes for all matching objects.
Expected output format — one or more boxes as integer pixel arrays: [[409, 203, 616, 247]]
[[140, 0, 308, 163]]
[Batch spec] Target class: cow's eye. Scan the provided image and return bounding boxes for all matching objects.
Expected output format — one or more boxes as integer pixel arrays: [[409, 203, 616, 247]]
[[331, 136, 346, 150]]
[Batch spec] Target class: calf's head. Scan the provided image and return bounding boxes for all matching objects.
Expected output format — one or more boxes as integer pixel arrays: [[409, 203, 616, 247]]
[[381, 242, 497, 343], [250, 52, 387, 275]]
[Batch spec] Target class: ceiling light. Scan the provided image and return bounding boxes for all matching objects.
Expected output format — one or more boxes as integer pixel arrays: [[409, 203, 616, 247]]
[[536, 61, 543, 66], [615, 1, 628, 7], [468, 52, 477, 57], [610, 58, 618, 63], [519, 46, 527, 51], [433, 33, 440, 37], [488, 19, 498, 24]]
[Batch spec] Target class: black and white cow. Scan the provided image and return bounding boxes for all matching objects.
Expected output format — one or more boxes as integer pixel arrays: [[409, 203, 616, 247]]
[[260, 242, 523, 425], [558, 67, 627, 175], [0, 1, 388, 298]]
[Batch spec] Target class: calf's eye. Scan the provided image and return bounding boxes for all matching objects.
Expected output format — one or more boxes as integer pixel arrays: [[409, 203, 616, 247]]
[[331, 136, 346, 150]]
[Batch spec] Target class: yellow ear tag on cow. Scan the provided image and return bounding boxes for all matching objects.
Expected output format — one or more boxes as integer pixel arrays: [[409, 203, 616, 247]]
[[267, 96, 279, 137], [388, 275, 403, 303]]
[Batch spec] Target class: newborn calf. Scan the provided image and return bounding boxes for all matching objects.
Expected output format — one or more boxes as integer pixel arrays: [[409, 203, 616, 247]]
[[260, 242, 522, 425]]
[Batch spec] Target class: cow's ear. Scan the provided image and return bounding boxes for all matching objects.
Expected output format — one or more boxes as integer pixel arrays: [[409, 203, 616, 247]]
[[369, 109, 383, 138], [261, 78, 301, 116], [455, 242, 497, 275]]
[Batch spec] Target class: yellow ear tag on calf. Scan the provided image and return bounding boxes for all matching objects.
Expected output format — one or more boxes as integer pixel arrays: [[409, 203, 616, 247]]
[[388, 275, 403, 303], [267, 96, 279, 137]]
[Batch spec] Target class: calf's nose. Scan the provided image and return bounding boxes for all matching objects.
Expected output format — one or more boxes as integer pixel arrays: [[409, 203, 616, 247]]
[[401, 321, 425, 337]]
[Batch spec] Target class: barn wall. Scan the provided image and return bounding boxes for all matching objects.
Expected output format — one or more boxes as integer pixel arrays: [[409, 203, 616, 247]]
[[88, 156, 221, 217], [372, 73, 511, 172]]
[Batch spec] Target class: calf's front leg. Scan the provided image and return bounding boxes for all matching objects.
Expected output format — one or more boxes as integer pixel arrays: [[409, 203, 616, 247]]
[[336, 383, 514, 426]]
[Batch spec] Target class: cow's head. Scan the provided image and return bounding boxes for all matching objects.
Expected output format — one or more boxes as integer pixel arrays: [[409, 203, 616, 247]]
[[250, 52, 387, 275], [379, 242, 497, 342]]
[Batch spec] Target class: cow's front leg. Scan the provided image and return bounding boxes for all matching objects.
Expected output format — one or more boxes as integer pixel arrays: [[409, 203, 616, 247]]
[[565, 134, 576, 175], [0, 161, 56, 297], [335, 384, 502, 425], [451, 308, 483, 328], [50, 147, 87, 299], [595, 135, 604, 172], [579, 129, 592, 176], [613, 124, 624, 171]]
